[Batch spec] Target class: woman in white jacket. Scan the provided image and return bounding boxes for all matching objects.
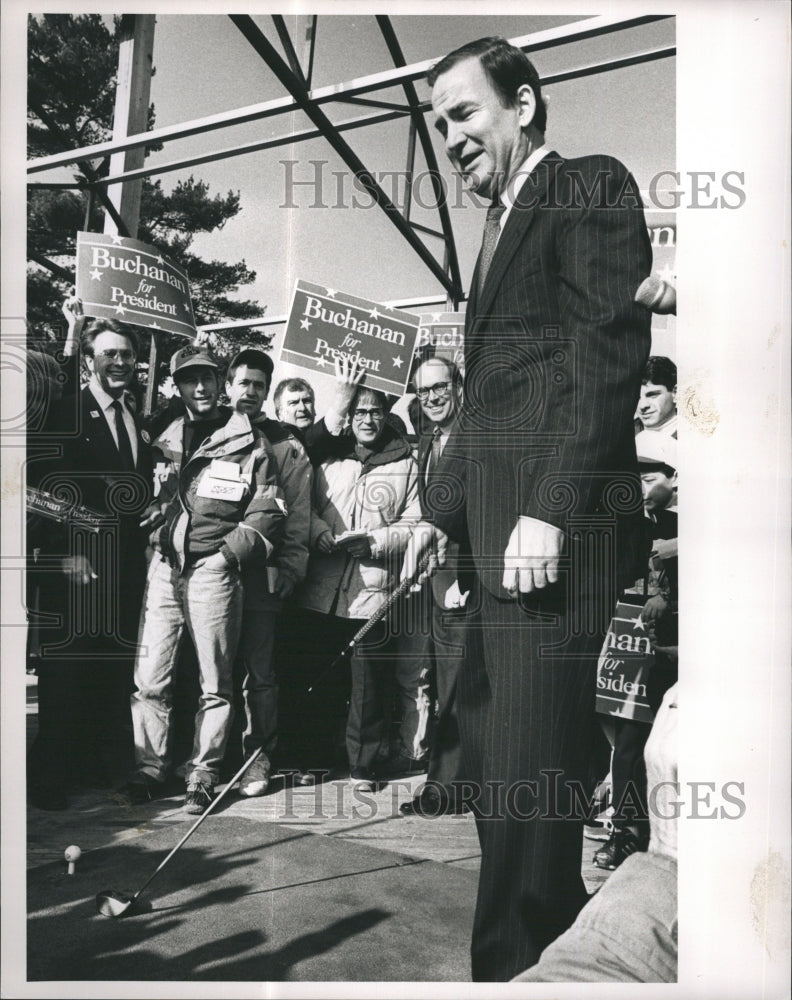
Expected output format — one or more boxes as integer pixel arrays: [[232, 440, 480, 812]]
[[295, 386, 421, 789]]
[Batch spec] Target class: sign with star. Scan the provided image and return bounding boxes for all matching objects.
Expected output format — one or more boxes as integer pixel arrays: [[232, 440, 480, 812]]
[[595, 601, 656, 724], [413, 311, 466, 379], [280, 279, 421, 396], [76, 232, 196, 339]]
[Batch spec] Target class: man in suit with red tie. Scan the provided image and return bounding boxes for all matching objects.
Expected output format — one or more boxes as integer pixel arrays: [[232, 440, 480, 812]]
[[404, 37, 653, 980], [27, 312, 153, 809]]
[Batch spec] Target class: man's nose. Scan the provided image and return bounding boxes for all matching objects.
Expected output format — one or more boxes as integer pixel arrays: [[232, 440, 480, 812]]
[[445, 122, 465, 156]]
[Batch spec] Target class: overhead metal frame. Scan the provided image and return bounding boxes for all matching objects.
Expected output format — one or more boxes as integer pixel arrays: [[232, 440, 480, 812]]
[[27, 12, 676, 315]]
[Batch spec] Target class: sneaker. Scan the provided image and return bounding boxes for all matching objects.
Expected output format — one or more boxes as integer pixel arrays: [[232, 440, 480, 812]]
[[239, 755, 271, 798], [592, 828, 648, 870], [116, 772, 166, 806], [349, 767, 377, 793], [184, 780, 215, 815]]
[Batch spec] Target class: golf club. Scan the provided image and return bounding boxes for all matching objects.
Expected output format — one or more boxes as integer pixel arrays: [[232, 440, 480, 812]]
[[307, 552, 431, 694], [96, 748, 263, 918]]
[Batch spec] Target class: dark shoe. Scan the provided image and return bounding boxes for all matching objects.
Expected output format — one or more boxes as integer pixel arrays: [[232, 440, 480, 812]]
[[377, 752, 428, 779], [349, 767, 377, 794], [184, 780, 215, 815], [593, 828, 648, 870], [116, 772, 166, 806], [28, 783, 69, 811], [399, 787, 468, 818]]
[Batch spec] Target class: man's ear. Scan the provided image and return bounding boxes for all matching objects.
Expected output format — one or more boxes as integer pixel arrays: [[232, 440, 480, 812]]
[[225, 381, 232, 396], [516, 83, 537, 129]]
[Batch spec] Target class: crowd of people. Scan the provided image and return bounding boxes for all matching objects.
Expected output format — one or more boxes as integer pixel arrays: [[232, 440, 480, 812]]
[[25, 35, 681, 984]]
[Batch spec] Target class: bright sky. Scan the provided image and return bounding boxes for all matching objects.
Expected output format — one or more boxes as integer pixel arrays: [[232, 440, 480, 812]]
[[124, 12, 676, 410], [146, 14, 675, 304]]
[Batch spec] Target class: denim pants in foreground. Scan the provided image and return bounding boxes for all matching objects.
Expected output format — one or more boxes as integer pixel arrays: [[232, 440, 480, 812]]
[[131, 552, 243, 785]]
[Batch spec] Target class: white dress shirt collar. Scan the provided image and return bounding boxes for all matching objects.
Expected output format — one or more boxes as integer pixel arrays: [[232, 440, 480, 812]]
[[500, 144, 550, 230]]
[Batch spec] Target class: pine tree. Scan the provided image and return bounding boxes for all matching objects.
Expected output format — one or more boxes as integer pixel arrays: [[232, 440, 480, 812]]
[[27, 13, 268, 371]]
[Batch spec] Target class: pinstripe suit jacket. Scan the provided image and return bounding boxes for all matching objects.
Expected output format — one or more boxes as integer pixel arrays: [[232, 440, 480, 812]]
[[433, 151, 653, 597]]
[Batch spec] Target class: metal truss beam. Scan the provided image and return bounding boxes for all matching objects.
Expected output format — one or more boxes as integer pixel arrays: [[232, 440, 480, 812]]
[[376, 14, 462, 303], [229, 14, 455, 295], [76, 109, 408, 187], [28, 97, 130, 237], [28, 251, 74, 281], [542, 45, 676, 85], [271, 14, 307, 87], [27, 13, 672, 176]]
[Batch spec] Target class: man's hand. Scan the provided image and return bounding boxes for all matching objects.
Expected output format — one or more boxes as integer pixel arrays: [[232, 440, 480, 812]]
[[273, 571, 298, 600], [645, 683, 678, 859], [401, 521, 448, 588], [139, 505, 165, 530], [61, 554, 97, 584], [503, 516, 564, 595], [652, 537, 678, 561], [325, 357, 366, 434], [641, 594, 669, 624], [444, 579, 469, 609], [61, 287, 85, 357], [315, 530, 337, 554]]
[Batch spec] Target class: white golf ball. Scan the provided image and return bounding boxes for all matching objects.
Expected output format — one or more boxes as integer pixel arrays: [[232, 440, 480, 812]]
[[64, 845, 82, 862]]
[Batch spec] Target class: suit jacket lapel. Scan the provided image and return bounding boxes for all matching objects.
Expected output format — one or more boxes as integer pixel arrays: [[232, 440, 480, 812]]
[[473, 151, 564, 322], [81, 387, 122, 470]]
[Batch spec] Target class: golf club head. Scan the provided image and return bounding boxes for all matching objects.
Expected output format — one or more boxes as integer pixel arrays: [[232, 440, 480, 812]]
[[96, 889, 134, 918]]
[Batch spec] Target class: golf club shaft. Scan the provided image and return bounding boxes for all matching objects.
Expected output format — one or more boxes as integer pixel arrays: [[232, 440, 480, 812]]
[[132, 748, 263, 902], [307, 554, 430, 693]]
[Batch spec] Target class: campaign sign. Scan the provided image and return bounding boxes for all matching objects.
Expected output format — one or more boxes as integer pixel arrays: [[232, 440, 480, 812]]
[[595, 601, 656, 724], [280, 279, 421, 396], [415, 311, 466, 377], [76, 232, 197, 338]]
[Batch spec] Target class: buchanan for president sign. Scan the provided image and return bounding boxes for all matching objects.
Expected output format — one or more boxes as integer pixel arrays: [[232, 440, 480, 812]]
[[281, 279, 421, 395], [76, 232, 197, 338]]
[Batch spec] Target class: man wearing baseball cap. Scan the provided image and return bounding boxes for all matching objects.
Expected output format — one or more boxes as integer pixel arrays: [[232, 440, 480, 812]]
[[220, 346, 313, 795], [120, 345, 286, 814]]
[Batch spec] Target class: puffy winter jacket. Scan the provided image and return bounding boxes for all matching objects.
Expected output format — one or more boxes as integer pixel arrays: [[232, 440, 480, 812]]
[[150, 410, 286, 572], [295, 426, 420, 620]]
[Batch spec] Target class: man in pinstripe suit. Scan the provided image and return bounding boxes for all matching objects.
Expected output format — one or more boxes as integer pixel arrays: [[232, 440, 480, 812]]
[[405, 37, 653, 980]]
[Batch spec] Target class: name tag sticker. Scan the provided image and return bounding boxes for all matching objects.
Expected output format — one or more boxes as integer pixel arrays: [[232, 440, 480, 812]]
[[196, 477, 246, 502]]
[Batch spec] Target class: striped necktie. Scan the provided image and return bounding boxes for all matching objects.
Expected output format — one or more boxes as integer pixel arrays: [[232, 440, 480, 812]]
[[476, 200, 506, 297]]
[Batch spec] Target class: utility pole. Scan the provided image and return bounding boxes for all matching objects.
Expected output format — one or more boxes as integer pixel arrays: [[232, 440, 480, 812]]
[[104, 14, 155, 238], [104, 15, 159, 414]]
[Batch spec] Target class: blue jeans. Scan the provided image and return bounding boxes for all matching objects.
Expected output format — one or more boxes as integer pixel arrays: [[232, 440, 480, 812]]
[[131, 552, 243, 785]]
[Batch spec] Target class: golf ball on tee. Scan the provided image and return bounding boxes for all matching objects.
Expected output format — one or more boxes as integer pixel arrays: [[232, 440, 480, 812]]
[[64, 845, 81, 862]]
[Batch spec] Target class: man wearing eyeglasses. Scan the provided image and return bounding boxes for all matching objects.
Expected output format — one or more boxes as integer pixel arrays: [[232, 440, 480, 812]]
[[294, 380, 421, 790], [398, 357, 471, 814], [27, 306, 153, 810]]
